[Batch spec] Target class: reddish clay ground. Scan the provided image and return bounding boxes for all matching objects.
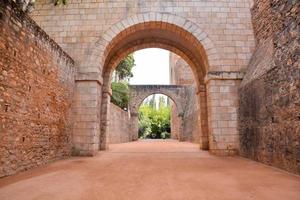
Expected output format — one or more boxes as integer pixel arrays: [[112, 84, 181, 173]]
[[0, 140, 299, 200]]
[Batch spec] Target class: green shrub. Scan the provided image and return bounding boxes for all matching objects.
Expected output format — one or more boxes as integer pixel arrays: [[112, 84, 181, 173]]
[[138, 102, 171, 139], [111, 82, 130, 109]]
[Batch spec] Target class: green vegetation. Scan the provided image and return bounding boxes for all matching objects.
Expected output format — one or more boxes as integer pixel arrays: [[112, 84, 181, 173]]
[[138, 95, 171, 139], [113, 54, 135, 82], [111, 54, 135, 109], [54, 0, 67, 5], [111, 82, 130, 110]]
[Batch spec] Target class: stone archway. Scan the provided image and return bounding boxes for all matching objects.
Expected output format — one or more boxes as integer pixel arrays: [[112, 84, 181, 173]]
[[90, 14, 215, 151], [73, 12, 242, 156], [128, 85, 188, 141]]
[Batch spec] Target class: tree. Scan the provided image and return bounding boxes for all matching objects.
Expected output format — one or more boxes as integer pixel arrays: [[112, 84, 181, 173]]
[[158, 96, 166, 109], [138, 101, 171, 139], [111, 82, 130, 109], [13, 0, 35, 13], [13, 0, 67, 13], [114, 54, 135, 82], [54, 0, 67, 6], [148, 94, 156, 109], [110, 54, 135, 108]]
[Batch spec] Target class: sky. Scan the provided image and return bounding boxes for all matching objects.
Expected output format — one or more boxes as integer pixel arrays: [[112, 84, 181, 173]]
[[129, 48, 171, 106], [129, 48, 170, 85]]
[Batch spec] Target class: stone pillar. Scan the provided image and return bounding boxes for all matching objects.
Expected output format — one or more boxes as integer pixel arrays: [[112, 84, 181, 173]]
[[130, 112, 139, 141], [99, 87, 112, 150], [72, 78, 102, 156], [205, 72, 243, 156], [197, 85, 209, 150], [177, 115, 184, 142]]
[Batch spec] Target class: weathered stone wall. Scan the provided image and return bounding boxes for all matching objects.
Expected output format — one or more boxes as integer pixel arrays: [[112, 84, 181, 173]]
[[239, 0, 300, 174], [170, 106, 180, 140], [169, 53, 194, 85], [182, 86, 201, 143], [108, 104, 131, 144], [0, 0, 75, 177], [169, 53, 200, 143]]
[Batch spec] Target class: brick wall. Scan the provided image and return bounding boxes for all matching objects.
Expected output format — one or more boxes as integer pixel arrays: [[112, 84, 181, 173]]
[[239, 0, 300, 174], [0, 0, 75, 177], [108, 104, 131, 144]]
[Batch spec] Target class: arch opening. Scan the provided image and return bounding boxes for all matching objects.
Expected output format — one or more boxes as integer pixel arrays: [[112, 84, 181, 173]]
[[98, 20, 211, 151], [137, 94, 178, 140]]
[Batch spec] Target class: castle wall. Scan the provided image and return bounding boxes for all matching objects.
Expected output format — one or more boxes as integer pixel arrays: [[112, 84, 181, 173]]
[[0, 0, 76, 177], [239, 0, 300, 174]]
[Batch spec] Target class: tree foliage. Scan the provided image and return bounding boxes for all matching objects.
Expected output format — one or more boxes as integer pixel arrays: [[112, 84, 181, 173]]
[[110, 54, 135, 109], [54, 0, 67, 6], [111, 82, 130, 109], [114, 54, 135, 81], [138, 98, 171, 139]]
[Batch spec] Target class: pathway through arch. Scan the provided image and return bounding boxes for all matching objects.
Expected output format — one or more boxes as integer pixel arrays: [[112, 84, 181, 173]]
[[0, 140, 299, 200]]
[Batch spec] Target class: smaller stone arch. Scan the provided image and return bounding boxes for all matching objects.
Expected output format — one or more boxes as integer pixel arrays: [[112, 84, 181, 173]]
[[129, 85, 186, 115], [128, 85, 188, 141]]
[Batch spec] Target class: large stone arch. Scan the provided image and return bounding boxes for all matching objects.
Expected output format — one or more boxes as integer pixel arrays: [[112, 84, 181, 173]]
[[73, 12, 241, 156], [89, 13, 217, 151], [79, 12, 221, 78]]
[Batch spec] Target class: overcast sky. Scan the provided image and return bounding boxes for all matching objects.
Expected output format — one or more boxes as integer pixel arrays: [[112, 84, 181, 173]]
[[129, 48, 170, 85]]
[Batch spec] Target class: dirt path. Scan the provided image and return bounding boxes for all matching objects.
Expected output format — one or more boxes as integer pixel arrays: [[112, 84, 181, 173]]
[[0, 139, 299, 200]]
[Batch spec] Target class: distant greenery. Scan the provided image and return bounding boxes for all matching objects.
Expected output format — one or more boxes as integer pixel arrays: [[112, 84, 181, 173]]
[[111, 55, 135, 109], [138, 96, 171, 139], [111, 82, 130, 110], [113, 54, 135, 82], [54, 0, 67, 6]]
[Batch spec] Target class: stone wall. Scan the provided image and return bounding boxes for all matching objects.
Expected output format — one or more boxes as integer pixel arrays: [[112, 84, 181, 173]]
[[169, 53, 195, 85], [108, 104, 132, 144], [31, 0, 254, 74], [239, 0, 300, 174], [169, 53, 200, 143], [30, 0, 255, 155], [181, 86, 201, 143], [0, 0, 75, 177]]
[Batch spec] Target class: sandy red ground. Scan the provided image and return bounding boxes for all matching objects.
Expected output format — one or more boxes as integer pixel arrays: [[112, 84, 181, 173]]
[[0, 139, 299, 200]]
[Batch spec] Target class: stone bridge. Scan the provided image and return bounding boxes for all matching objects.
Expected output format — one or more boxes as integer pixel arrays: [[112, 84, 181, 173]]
[[129, 85, 187, 115], [128, 85, 188, 141]]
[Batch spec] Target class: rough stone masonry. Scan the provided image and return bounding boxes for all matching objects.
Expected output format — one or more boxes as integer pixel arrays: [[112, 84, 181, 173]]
[[239, 0, 300, 174], [0, 0, 75, 177]]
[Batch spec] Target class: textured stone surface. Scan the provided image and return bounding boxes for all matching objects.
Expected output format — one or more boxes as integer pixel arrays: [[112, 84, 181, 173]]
[[0, 0, 75, 177], [31, 0, 255, 73], [30, 0, 254, 155], [239, 0, 300, 174], [108, 104, 132, 144], [169, 53, 201, 144]]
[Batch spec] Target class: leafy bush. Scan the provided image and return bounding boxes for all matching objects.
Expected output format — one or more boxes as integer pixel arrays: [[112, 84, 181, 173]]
[[161, 131, 170, 139], [111, 82, 130, 109], [138, 103, 171, 139]]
